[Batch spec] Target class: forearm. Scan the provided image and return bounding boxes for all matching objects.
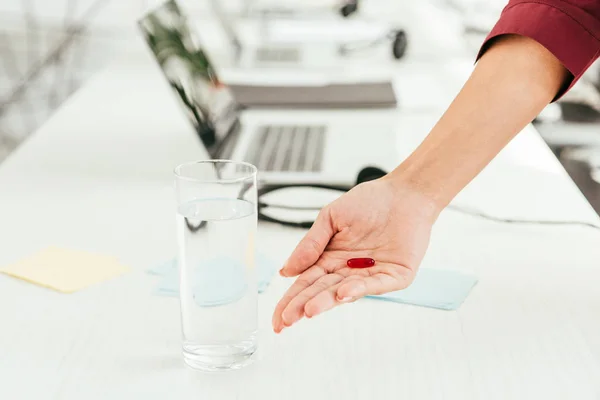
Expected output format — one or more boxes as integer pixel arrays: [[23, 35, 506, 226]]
[[389, 35, 569, 212]]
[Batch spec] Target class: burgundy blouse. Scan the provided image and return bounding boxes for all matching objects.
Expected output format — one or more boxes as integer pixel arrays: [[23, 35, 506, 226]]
[[479, 0, 600, 95]]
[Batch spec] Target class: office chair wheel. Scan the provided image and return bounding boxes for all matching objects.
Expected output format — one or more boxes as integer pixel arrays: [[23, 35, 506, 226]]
[[392, 30, 408, 60], [340, 1, 358, 17]]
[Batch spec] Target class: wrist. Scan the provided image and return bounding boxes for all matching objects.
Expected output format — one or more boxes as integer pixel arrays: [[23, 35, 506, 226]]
[[382, 169, 446, 223]]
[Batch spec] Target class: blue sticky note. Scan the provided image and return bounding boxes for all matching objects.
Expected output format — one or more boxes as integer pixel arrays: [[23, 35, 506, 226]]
[[149, 253, 278, 302], [256, 253, 278, 293], [147, 258, 177, 276], [153, 272, 178, 297], [367, 268, 477, 311], [188, 256, 248, 307]]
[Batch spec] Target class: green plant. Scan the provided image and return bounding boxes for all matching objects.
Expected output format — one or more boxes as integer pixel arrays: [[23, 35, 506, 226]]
[[141, 1, 220, 85], [140, 0, 219, 142]]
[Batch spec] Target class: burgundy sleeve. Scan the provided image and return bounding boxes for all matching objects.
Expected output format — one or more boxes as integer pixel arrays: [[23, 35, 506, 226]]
[[478, 0, 600, 98]]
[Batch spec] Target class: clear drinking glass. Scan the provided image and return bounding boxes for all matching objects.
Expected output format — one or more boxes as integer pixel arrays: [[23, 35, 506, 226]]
[[174, 160, 258, 371]]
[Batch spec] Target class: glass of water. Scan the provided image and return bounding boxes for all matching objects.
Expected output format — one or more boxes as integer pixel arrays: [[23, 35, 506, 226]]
[[174, 160, 258, 371]]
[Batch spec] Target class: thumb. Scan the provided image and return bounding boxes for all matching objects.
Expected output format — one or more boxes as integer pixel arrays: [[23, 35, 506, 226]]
[[280, 207, 335, 277]]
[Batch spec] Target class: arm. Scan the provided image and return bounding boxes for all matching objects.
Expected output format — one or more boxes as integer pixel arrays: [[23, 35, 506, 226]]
[[389, 34, 569, 210], [391, 0, 600, 209], [480, 0, 600, 98], [272, 1, 600, 332]]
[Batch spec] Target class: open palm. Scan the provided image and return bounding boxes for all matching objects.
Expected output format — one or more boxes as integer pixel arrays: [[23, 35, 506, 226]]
[[272, 177, 439, 333]]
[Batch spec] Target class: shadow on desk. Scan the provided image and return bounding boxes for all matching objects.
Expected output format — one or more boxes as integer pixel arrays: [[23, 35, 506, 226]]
[[560, 156, 600, 215]]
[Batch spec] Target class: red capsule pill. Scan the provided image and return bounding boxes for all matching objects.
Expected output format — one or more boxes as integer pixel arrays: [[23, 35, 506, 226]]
[[347, 258, 375, 268]]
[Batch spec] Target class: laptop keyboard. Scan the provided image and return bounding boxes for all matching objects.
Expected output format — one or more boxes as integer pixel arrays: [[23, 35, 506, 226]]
[[244, 125, 327, 172], [255, 47, 301, 63]]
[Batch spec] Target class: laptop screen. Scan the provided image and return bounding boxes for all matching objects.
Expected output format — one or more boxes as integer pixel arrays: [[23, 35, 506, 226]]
[[207, 0, 243, 58], [138, 0, 238, 157]]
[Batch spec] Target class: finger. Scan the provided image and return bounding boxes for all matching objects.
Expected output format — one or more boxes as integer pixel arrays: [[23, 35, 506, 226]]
[[304, 275, 363, 319], [272, 265, 326, 333], [281, 273, 345, 328], [280, 207, 334, 278], [336, 270, 413, 300]]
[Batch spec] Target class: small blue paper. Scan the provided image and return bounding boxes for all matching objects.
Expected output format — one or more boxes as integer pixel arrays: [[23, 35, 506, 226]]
[[147, 258, 178, 276], [148, 253, 278, 302], [256, 254, 279, 293], [367, 268, 477, 311]]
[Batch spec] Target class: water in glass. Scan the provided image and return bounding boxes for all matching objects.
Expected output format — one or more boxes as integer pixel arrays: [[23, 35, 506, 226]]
[[177, 197, 257, 371]]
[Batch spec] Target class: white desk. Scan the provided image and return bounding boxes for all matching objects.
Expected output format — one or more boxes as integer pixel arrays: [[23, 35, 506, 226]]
[[2, 22, 600, 400]]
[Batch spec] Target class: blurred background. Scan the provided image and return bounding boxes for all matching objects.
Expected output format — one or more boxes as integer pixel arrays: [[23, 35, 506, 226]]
[[1, 0, 599, 212]]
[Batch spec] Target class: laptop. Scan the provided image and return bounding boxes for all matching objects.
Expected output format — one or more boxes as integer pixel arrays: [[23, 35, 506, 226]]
[[138, 0, 398, 186], [141, 0, 396, 109], [208, 0, 335, 68]]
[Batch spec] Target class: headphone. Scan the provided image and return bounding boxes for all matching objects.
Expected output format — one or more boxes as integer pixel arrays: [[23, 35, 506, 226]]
[[338, 29, 408, 60], [257, 166, 388, 228], [339, 0, 359, 17], [183, 166, 387, 232], [185, 164, 600, 233], [338, 0, 408, 60], [252, 0, 408, 61]]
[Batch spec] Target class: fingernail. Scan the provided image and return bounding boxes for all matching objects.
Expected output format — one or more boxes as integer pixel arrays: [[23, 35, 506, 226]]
[[279, 268, 286, 277], [337, 296, 353, 303]]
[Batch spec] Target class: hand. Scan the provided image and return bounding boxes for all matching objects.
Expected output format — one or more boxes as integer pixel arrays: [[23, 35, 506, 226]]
[[272, 176, 440, 333]]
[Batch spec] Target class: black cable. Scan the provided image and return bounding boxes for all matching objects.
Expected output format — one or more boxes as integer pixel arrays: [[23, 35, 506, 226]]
[[258, 212, 313, 229], [238, 174, 600, 230], [257, 196, 600, 231], [255, 184, 348, 228], [446, 204, 600, 230], [258, 201, 321, 211]]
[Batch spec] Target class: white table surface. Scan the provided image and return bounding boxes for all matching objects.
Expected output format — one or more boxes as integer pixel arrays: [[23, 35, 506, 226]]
[[2, 11, 600, 400]]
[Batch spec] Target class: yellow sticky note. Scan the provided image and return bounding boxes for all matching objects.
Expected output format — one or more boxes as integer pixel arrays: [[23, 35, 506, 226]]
[[0, 247, 129, 293]]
